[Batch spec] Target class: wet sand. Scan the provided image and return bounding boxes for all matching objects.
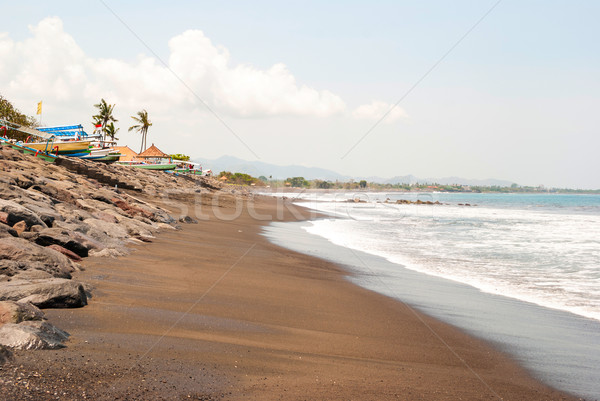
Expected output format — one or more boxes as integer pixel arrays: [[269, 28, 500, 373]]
[[1, 195, 581, 400]]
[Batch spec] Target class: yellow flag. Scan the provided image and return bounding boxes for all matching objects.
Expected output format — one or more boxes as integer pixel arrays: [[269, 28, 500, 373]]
[[37, 101, 42, 115]]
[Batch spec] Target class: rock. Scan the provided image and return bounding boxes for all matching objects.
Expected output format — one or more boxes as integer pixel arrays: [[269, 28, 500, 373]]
[[179, 215, 198, 224], [0, 238, 76, 278], [46, 244, 82, 262], [12, 220, 27, 235], [0, 301, 45, 325], [34, 228, 89, 257], [11, 269, 54, 281], [83, 218, 129, 239], [0, 278, 87, 308], [0, 321, 69, 350], [30, 224, 45, 232], [69, 231, 105, 252], [92, 210, 119, 224], [0, 211, 8, 225], [0, 224, 18, 238], [0, 199, 47, 229], [0, 344, 12, 364]]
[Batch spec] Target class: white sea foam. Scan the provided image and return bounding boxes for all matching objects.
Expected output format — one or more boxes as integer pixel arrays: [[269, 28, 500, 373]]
[[282, 192, 600, 322]]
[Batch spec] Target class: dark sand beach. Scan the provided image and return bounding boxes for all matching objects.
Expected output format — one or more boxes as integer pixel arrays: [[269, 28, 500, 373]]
[[0, 195, 581, 400]]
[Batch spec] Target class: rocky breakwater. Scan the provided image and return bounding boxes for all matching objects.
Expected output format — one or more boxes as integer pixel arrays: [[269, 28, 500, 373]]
[[0, 144, 223, 357]]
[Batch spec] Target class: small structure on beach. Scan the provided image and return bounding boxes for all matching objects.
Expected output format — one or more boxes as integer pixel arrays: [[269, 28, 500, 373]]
[[137, 143, 172, 164], [114, 145, 139, 162]]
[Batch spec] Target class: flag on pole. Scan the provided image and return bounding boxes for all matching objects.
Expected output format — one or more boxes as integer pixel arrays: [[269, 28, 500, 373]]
[[36, 101, 42, 115]]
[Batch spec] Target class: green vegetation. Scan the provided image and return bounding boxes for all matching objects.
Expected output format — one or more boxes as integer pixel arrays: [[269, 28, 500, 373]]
[[218, 171, 265, 186], [258, 178, 600, 193], [0, 95, 38, 141], [171, 154, 190, 161], [128, 109, 152, 153], [92, 99, 118, 141], [286, 176, 310, 188], [104, 122, 119, 141]]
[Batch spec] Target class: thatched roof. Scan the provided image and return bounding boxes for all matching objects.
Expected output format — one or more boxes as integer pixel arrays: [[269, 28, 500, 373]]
[[137, 144, 169, 159]]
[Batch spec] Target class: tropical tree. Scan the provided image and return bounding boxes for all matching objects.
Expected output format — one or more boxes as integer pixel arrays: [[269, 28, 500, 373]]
[[104, 122, 119, 141], [0, 95, 38, 140], [128, 109, 152, 153], [92, 98, 117, 141]]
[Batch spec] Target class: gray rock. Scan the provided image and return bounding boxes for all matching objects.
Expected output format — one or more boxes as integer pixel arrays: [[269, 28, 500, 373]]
[[0, 238, 75, 278], [0, 199, 47, 229], [0, 321, 69, 350], [34, 228, 89, 257], [0, 300, 45, 324], [0, 223, 18, 238], [0, 278, 87, 308]]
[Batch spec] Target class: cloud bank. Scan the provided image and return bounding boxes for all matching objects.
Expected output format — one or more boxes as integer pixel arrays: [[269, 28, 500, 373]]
[[0, 17, 406, 127]]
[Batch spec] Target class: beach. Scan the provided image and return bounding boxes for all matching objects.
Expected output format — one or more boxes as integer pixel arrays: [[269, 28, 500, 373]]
[[1, 193, 581, 400]]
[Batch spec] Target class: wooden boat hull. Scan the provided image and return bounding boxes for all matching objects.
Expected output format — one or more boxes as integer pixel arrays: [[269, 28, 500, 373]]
[[25, 140, 91, 155], [80, 148, 121, 163], [0, 139, 57, 162], [132, 163, 177, 171]]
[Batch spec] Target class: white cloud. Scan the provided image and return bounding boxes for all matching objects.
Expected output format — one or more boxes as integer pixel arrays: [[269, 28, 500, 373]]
[[352, 100, 408, 124], [0, 17, 346, 121]]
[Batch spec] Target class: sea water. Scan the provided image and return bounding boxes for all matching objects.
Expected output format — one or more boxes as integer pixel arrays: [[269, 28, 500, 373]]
[[261, 191, 600, 399]]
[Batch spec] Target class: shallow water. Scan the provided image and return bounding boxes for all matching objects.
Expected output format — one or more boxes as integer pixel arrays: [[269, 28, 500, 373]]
[[262, 192, 600, 399]]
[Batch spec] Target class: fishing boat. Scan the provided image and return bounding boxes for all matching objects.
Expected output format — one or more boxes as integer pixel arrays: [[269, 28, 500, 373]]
[[0, 137, 58, 162], [173, 161, 203, 175], [23, 139, 91, 156], [80, 147, 122, 163], [120, 162, 177, 170]]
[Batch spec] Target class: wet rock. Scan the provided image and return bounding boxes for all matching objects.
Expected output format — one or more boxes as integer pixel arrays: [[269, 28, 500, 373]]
[[179, 215, 198, 224], [0, 278, 87, 308], [0, 320, 69, 350], [0, 301, 45, 325]]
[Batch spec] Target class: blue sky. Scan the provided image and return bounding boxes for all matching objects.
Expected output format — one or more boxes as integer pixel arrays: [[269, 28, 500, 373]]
[[1, 1, 599, 187]]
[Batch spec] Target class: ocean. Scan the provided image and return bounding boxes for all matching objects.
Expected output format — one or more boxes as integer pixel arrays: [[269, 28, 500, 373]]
[[261, 191, 600, 399]]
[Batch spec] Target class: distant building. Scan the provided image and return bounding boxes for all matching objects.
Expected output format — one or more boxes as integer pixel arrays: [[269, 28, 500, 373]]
[[137, 143, 172, 164], [113, 145, 138, 162]]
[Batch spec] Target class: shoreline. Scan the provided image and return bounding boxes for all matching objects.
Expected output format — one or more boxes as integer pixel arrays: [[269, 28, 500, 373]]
[[1, 194, 583, 400], [264, 219, 600, 399]]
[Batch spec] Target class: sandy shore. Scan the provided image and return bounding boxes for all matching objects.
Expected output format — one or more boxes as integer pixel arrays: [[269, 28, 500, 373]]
[[0, 194, 581, 400]]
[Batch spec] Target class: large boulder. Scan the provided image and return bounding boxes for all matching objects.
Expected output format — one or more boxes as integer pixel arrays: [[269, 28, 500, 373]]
[[0, 278, 87, 308], [0, 321, 69, 350], [0, 199, 47, 229], [0, 238, 76, 278], [34, 228, 89, 257], [0, 301, 45, 324]]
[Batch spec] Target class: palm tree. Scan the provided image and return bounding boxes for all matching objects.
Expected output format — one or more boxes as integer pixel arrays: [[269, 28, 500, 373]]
[[128, 109, 152, 153], [92, 99, 117, 141], [104, 122, 119, 141]]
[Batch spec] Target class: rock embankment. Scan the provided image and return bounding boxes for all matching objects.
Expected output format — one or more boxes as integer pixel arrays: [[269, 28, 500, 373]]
[[0, 144, 225, 354]]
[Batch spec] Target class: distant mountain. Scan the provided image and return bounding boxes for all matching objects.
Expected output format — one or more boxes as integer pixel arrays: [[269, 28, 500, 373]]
[[193, 155, 350, 181], [194, 155, 514, 186]]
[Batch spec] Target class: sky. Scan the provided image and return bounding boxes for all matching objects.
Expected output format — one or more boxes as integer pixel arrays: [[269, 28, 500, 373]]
[[1, 0, 599, 188]]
